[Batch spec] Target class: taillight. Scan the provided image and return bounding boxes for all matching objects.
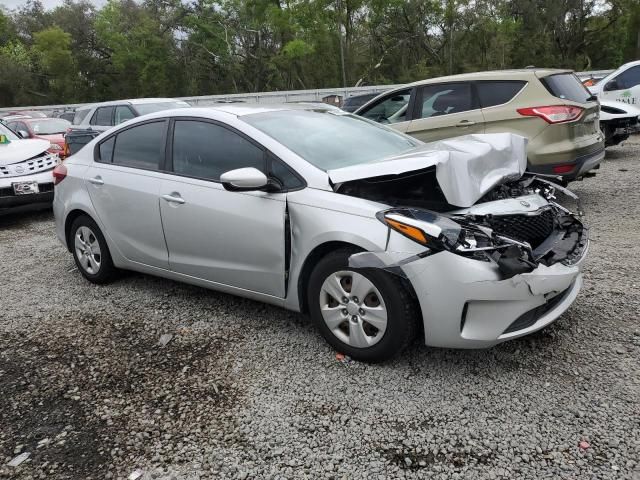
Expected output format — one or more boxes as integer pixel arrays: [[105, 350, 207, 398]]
[[552, 164, 576, 174], [53, 163, 67, 185], [517, 106, 584, 124]]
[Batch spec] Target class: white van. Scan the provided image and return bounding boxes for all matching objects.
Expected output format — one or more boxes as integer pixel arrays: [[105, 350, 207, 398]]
[[589, 60, 640, 105]]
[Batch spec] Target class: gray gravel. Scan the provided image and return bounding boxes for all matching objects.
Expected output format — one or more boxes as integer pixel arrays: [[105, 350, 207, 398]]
[[1, 138, 639, 480]]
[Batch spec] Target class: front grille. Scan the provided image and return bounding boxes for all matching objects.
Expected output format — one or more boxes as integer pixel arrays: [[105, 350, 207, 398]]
[[0, 153, 58, 178], [488, 209, 554, 248]]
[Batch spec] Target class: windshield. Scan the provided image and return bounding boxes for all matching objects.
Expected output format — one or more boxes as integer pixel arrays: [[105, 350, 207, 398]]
[[0, 123, 20, 140], [242, 110, 419, 170], [134, 101, 190, 115], [29, 118, 71, 135]]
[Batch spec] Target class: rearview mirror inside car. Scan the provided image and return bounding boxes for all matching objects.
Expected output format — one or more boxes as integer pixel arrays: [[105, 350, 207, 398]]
[[220, 167, 272, 192]]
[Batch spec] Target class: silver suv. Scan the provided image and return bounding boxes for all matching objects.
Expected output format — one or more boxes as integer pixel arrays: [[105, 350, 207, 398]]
[[72, 98, 190, 133]]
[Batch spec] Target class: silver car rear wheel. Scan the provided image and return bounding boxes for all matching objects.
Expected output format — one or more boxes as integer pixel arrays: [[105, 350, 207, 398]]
[[319, 270, 388, 348], [74, 225, 102, 275]]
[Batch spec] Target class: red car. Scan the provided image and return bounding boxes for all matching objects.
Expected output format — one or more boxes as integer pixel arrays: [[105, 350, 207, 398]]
[[6, 117, 71, 158]]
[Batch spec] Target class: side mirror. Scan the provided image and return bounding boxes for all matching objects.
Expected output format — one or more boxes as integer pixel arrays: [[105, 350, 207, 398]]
[[603, 79, 619, 92], [221, 167, 274, 192], [17, 130, 29, 139]]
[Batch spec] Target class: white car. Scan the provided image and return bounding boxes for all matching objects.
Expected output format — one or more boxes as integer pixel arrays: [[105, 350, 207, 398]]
[[588, 61, 640, 146], [597, 98, 640, 146], [0, 122, 60, 214]]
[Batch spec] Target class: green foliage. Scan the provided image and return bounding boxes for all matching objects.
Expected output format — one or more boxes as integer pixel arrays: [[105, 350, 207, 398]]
[[0, 0, 639, 107]]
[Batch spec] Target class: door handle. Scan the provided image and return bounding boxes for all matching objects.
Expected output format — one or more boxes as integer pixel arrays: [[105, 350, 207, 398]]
[[88, 176, 104, 185], [456, 120, 476, 127], [161, 193, 185, 205]]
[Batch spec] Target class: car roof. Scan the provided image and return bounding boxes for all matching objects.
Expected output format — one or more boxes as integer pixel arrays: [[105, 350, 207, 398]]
[[182, 103, 345, 117], [398, 68, 574, 88], [78, 98, 186, 110]]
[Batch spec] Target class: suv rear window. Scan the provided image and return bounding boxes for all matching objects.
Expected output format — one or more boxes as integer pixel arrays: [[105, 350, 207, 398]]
[[540, 74, 592, 103], [476, 81, 526, 107], [73, 108, 91, 125]]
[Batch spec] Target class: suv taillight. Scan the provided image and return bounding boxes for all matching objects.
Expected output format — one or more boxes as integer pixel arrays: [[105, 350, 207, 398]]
[[53, 163, 67, 185], [517, 106, 584, 124]]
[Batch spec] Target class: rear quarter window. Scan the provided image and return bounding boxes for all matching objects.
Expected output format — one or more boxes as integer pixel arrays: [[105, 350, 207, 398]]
[[476, 81, 526, 108], [540, 74, 592, 103]]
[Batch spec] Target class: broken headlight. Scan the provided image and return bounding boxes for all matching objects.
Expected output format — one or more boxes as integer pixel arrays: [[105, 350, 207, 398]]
[[377, 207, 532, 262]]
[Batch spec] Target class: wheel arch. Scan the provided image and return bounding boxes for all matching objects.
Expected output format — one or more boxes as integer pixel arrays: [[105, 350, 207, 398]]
[[64, 209, 94, 252]]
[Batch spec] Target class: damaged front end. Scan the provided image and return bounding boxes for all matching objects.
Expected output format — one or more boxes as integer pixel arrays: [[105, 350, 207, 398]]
[[349, 176, 588, 280]]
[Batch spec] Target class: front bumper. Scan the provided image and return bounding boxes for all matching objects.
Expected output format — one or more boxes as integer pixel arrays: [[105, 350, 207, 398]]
[[398, 240, 588, 349], [0, 169, 55, 213]]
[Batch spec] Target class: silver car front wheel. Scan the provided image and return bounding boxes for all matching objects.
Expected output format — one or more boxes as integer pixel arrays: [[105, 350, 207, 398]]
[[319, 270, 388, 348], [74, 225, 102, 274]]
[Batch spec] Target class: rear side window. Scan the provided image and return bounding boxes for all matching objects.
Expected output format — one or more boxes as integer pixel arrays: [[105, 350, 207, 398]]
[[73, 109, 90, 125], [171, 120, 265, 181], [91, 106, 114, 126], [540, 74, 592, 103], [111, 121, 165, 170], [98, 136, 115, 163], [476, 81, 526, 108], [417, 83, 473, 118]]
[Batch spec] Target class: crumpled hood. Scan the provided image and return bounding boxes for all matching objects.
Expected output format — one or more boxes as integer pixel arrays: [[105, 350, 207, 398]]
[[0, 138, 50, 166], [328, 133, 528, 208]]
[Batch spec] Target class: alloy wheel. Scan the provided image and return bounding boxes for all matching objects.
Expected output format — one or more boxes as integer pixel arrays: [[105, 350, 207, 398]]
[[74, 225, 102, 275], [319, 270, 388, 348]]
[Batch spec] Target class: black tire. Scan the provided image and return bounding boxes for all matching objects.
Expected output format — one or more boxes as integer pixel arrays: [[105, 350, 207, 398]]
[[307, 247, 419, 363], [70, 215, 118, 284]]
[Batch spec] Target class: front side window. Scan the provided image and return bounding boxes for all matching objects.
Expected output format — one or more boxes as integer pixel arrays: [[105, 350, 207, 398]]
[[172, 120, 265, 180], [615, 66, 640, 90], [115, 106, 136, 125], [417, 83, 473, 119], [111, 121, 165, 170], [91, 106, 114, 126], [359, 89, 412, 124]]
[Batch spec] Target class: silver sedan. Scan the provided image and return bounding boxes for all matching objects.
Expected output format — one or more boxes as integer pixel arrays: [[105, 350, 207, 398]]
[[53, 105, 588, 362]]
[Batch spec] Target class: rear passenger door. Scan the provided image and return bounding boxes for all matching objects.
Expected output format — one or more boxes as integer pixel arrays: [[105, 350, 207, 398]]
[[86, 120, 169, 269], [405, 82, 485, 142], [476, 80, 528, 135]]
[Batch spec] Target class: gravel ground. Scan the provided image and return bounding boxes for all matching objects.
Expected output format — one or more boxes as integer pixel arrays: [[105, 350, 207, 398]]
[[1, 139, 639, 480]]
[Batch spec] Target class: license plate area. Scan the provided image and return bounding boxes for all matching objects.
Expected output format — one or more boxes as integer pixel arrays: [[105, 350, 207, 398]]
[[12, 181, 39, 195]]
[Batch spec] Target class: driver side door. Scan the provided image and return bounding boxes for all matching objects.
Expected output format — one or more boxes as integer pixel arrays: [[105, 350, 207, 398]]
[[159, 118, 290, 298]]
